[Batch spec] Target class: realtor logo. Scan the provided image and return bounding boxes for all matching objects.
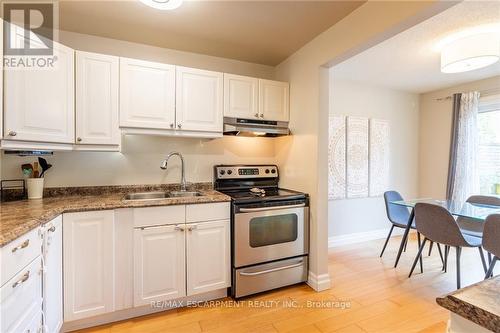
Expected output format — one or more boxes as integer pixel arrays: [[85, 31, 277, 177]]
[[3, 2, 54, 55], [2, 1, 58, 69]]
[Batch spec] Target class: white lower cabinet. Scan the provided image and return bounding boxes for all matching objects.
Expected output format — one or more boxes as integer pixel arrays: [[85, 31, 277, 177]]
[[43, 216, 63, 333], [0, 257, 43, 333], [133, 225, 186, 306], [63, 210, 115, 321], [186, 220, 230, 296]]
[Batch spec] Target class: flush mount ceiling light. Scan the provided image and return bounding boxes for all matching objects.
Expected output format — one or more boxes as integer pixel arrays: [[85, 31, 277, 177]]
[[440, 31, 500, 73], [138, 0, 183, 10]]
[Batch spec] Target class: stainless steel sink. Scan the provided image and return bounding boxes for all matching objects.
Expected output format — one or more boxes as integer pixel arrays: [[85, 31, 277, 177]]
[[123, 192, 170, 201], [167, 191, 203, 197], [123, 191, 203, 201]]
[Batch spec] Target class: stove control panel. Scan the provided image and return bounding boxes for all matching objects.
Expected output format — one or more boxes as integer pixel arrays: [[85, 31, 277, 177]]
[[215, 165, 278, 179]]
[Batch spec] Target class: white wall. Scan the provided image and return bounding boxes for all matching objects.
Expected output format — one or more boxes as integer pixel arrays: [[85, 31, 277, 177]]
[[328, 78, 419, 237], [1, 31, 277, 187], [419, 75, 500, 198], [274, 1, 451, 290]]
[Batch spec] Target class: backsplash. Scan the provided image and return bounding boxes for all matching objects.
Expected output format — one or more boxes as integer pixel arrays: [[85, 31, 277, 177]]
[[1, 135, 277, 187]]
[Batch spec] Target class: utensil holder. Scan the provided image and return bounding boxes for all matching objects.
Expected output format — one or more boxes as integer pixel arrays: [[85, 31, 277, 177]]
[[26, 178, 44, 199]]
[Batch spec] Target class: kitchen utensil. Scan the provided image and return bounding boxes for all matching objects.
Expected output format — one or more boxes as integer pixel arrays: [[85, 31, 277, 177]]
[[33, 162, 40, 178], [26, 178, 44, 199], [38, 157, 52, 177], [21, 164, 33, 178]]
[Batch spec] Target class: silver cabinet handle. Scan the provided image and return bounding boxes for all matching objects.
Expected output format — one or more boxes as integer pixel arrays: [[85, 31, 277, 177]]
[[239, 203, 306, 213], [239, 261, 303, 276], [170, 123, 174, 128], [186, 225, 197, 231], [174, 225, 185, 231], [77, 137, 82, 142], [259, 114, 264, 118], [177, 124, 182, 129], [12, 270, 30, 288], [47, 225, 56, 233], [254, 113, 259, 118], [11, 239, 30, 253], [8, 131, 17, 136]]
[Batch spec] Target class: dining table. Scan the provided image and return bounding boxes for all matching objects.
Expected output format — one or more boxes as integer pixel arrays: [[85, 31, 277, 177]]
[[389, 198, 500, 268]]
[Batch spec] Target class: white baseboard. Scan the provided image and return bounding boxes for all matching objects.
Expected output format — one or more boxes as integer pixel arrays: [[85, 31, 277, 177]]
[[307, 271, 331, 291], [328, 227, 408, 248]]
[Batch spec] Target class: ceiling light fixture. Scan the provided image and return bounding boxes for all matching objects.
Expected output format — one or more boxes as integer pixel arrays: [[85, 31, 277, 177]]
[[440, 31, 500, 73], [138, 0, 183, 10]]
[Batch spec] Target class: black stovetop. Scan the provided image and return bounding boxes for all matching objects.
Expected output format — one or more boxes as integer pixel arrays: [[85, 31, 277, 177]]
[[217, 187, 307, 204]]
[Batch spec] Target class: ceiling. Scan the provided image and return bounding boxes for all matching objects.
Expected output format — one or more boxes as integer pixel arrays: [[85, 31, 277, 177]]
[[59, 0, 364, 66], [331, 1, 500, 94]]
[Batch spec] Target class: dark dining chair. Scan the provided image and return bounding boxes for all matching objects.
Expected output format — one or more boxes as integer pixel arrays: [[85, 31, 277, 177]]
[[410, 203, 488, 289], [483, 214, 500, 279], [381, 191, 422, 258], [457, 195, 500, 238]]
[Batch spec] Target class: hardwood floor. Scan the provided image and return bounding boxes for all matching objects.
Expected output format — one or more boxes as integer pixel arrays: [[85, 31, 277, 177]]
[[77, 234, 495, 333]]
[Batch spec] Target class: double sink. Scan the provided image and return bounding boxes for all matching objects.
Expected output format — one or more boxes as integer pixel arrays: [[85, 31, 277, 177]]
[[123, 191, 203, 201]]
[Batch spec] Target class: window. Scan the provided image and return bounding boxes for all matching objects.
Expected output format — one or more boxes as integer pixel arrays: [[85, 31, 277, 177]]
[[477, 94, 500, 195]]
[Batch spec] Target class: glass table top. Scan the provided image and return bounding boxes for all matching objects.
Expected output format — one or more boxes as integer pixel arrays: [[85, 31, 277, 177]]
[[390, 198, 500, 221]]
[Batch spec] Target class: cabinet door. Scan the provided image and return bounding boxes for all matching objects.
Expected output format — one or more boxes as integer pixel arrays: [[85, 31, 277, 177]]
[[258, 79, 289, 122], [63, 211, 115, 322], [76, 51, 119, 145], [134, 225, 186, 306], [186, 220, 230, 296], [119, 57, 175, 130], [0, 257, 42, 333], [43, 216, 63, 333], [4, 41, 74, 143], [223, 74, 258, 119], [176, 66, 223, 132]]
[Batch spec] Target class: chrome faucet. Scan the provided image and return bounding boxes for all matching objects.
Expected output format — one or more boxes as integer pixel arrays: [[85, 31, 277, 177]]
[[160, 152, 187, 191]]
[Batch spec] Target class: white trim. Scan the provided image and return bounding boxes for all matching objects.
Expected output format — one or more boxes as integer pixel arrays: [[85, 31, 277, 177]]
[[328, 227, 408, 248], [121, 127, 222, 139], [307, 271, 331, 291]]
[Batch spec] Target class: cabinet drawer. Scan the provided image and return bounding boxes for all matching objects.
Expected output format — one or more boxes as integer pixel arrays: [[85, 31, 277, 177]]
[[186, 202, 230, 223], [0, 257, 42, 333], [133, 205, 185, 228], [1, 227, 42, 287]]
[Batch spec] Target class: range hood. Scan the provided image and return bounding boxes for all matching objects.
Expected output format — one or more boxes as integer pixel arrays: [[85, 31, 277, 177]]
[[223, 117, 290, 137]]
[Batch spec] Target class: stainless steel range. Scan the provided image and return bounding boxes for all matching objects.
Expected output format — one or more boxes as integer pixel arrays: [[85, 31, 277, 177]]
[[214, 165, 309, 298]]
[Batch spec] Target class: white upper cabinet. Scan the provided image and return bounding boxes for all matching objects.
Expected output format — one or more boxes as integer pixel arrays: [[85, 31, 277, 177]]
[[63, 211, 115, 322], [223, 74, 258, 119], [119, 57, 176, 130], [258, 79, 289, 122], [133, 225, 186, 306], [3, 42, 75, 143], [176, 66, 223, 133], [76, 51, 120, 146], [186, 220, 230, 296]]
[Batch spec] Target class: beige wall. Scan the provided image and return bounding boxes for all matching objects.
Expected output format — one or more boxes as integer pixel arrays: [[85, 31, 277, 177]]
[[274, 1, 452, 289], [419, 75, 500, 199], [2, 136, 277, 187], [1, 31, 277, 186], [328, 79, 419, 237]]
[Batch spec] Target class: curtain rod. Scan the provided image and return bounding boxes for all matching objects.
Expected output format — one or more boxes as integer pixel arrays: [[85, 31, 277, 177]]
[[435, 87, 500, 101]]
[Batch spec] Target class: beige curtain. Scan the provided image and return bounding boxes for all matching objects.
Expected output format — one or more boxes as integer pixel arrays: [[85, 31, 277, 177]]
[[446, 92, 480, 203]]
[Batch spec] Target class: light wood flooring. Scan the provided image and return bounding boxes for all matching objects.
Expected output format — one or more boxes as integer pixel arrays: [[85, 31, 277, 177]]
[[77, 234, 495, 333]]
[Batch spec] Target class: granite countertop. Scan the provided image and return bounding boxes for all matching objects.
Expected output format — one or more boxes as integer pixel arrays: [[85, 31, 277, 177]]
[[0, 183, 230, 247], [436, 276, 500, 332]]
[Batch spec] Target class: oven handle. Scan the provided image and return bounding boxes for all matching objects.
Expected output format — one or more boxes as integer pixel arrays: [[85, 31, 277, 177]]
[[238, 203, 306, 213], [239, 260, 304, 276]]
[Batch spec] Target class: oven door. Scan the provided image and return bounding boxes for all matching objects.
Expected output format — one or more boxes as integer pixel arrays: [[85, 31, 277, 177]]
[[234, 203, 309, 267]]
